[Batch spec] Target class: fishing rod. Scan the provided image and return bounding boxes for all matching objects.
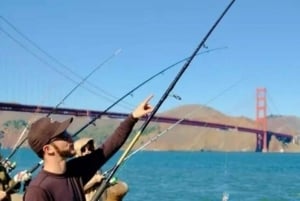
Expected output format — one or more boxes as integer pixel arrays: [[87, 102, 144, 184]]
[[2, 49, 121, 165], [0, 125, 30, 172], [71, 47, 227, 138], [5, 45, 228, 193], [100, 116, 187, 181], [91, 1, 236, 200]]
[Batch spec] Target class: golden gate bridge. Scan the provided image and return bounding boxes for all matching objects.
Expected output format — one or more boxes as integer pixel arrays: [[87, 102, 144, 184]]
[[0, 88, 294, 152]]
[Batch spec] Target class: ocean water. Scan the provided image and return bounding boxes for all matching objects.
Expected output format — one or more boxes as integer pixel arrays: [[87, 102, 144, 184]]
[[3, 148, 300, 201]]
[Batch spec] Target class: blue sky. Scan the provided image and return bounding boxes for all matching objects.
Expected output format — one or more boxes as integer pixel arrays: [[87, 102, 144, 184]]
[[0, 0, 299, 119]]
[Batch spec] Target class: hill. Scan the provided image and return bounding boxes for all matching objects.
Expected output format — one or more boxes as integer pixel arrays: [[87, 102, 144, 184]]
[[1, 104, 300, 152]]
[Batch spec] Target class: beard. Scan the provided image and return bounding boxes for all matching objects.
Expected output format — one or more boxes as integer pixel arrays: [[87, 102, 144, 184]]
[[51, 143, 75, 159], [58, 149, 75, 158]]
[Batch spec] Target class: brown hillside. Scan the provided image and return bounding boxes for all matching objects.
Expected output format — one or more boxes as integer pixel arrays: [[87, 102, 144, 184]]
[[136, 105, 300, 152], [137, 104, 257, 152], [1, 105, 300, 152]]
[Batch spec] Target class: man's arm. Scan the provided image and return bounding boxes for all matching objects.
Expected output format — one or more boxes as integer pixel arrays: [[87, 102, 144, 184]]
[[100, 114, 137, 160], [67, 115, 137, 182], [98, 94, 153, 160], [67, 95, 154, 184]]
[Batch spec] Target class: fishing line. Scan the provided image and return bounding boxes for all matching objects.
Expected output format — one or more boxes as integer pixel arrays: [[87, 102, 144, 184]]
[[0, 20, 122, 104], [0, 27, 79, 83], [0, 16, 114, 97], [218, 97, 261, 201], [90, 1, 236, 200], [101, 46, 229, 112], [2, 49, 120, 165], [71, 46, 227, 138], [221, 120, 229, 201]]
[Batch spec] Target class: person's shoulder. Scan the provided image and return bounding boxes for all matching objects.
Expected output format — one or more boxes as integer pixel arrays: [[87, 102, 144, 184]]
[[24, 171, 54, 201], [23, 185, 49, 201], [27, 170, 51, 187]]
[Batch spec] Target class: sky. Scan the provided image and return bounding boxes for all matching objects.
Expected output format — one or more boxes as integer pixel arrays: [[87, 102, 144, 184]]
[[0, 0, 300, 119]]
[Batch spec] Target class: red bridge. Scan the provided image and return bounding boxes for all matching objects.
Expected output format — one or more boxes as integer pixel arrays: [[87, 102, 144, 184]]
[[0, 92, 294, 152]]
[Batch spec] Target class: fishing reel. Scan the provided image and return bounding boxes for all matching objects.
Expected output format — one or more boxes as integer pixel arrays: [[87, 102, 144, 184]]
[[102, 170, 118, 186], [109, 176, 118, 185], [1, 159, 16, 172]]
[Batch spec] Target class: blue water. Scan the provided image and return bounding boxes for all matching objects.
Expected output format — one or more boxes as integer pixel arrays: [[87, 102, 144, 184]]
[[3, 148, 300, 201]]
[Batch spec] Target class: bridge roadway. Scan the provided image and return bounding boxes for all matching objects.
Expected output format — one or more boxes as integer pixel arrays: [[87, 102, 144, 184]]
[[0, 102, 294, 152]]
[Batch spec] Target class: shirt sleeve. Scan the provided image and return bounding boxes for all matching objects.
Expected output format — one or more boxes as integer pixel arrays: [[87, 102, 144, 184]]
[[100, 114, 137, 158], [67, 115, 138, 185]]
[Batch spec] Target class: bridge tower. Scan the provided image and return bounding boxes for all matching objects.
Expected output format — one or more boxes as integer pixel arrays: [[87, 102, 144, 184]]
[[256, 88, 268, 152]]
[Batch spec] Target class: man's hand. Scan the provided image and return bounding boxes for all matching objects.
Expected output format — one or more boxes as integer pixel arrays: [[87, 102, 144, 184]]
[[132, 95, 154, 119], [0, 190, 7, 200], [13, 170, 32, 182], [94, 174, 105, 183]]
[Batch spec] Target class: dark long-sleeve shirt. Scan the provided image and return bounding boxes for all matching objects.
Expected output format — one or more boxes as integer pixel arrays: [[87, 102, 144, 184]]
[[23, 115, 137, 201]]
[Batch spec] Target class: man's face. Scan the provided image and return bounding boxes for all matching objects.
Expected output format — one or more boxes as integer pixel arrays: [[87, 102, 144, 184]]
[[47, 132, 75, 158]]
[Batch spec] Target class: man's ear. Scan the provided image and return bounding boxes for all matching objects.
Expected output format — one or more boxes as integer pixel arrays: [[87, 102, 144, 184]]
[[43, 144, 55, 155]]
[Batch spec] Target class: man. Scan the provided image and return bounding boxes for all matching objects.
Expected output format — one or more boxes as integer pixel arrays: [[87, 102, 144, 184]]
[[23, 95, 153, 201], [74, 138, 128, 201]]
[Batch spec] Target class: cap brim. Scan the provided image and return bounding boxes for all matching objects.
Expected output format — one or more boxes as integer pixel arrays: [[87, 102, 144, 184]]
[[53, 117, 73, 137]]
